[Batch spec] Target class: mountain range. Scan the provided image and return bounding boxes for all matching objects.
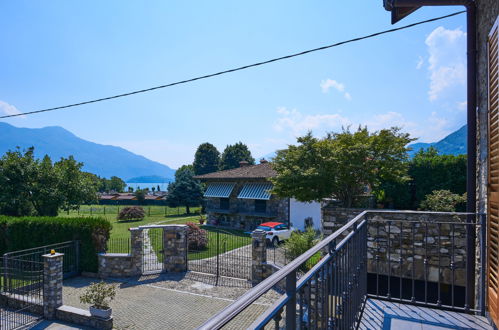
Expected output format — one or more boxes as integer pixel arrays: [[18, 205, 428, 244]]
[[408, 124, 467, 157], [0, 122, 175, 181]]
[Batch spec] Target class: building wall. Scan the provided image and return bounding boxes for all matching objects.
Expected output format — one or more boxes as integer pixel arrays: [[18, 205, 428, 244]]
[[204, 181, 290, 230], [290, 198, 322, 231], [477, 0, 499, 214]]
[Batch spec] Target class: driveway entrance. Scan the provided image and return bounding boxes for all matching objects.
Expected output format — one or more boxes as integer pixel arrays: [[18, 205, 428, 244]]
[[62, 274, 279, 329]]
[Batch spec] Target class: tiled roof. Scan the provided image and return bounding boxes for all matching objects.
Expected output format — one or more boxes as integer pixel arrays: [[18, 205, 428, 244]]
[[194, 162, 276, 181]]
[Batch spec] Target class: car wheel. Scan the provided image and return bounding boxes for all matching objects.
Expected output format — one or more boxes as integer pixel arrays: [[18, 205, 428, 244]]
[[272, 237, 279, 247]]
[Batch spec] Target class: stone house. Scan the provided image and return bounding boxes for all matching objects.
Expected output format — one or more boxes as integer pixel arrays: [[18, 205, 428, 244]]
[[194, 160, 322, 231]]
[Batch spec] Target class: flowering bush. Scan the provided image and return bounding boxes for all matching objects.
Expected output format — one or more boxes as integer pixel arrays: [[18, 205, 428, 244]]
[[79, 281, 117, 309], [117, 206, 145, 221], [186, 222, 208, 250]]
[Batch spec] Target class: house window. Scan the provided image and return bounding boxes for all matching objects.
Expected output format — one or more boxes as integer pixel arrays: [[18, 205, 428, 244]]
[[220, 198, 230, 210], [255, 200, 267, 213]]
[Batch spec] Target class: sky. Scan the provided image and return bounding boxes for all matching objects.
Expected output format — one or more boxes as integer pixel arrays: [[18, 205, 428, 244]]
[[0, 1, 467, 169]]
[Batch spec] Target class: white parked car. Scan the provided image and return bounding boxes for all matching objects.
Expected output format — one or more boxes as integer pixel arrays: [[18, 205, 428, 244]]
[[254, 222, 294, 246]]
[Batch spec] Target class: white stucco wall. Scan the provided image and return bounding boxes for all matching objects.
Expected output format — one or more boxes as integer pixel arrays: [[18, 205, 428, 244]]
[[289, 198, 322, 231]]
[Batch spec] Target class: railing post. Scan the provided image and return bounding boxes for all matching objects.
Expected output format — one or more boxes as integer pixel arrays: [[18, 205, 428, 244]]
[[75, 240, 80, 274], [465, 213, 476, 311], [285, 270, 297, 330], [42, 252, 64, 320]]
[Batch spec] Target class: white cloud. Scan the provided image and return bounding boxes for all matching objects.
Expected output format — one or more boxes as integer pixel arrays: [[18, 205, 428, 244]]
[[416, 56, 424, 70], [457, 100, 467, 111], [273, 107, 351, 136], [0, 100, 25, 118], [320, 79, 352, 100], [425, 26, 466, 101]]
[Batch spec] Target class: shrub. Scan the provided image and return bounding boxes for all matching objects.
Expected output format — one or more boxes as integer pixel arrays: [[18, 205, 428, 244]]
[[284, 227, 322, 271], [0, 216, 111, 272], [420, 190, 467, 212], [117, 206, 145, 221], [186, 222, 208, 250], [79, 281, 117, 309]]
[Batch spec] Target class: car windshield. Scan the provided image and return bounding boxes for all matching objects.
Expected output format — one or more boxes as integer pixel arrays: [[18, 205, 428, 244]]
[[256, 226, 272, 231]]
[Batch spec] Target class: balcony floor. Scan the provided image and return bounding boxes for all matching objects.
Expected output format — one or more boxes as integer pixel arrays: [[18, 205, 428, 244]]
[[359, 299, 493, 330]]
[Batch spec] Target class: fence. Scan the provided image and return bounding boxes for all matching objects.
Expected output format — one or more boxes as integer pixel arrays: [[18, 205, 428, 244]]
[[65, 205, 201, 217], [3, 241, 80, 279], [199, 211, 484, 329], [0, 257, 44, 330], [106, 237, 131, 254]]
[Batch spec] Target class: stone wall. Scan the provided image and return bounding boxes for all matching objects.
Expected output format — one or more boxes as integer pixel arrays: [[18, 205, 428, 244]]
[[322, 208, 471, 287], [98, 253, 138, 278]]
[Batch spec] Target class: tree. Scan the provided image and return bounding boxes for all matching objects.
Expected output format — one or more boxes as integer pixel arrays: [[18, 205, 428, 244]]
[[220, 142, 255, 170], [381, 147, 467, 209], [193, 143, 220, 175], [54, 156, 98, 211], [0, 148, 37, 216], [271, 127, 413, 207], [107, 176, 126, 192], [0, 148, 98, 216], [134, 189, 146, 205], [166, 165, 204, 214]]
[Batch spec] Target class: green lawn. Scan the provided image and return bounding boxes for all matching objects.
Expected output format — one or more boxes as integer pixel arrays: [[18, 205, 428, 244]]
[[69, 205, 251, 261], [62, 204, 202, 239]]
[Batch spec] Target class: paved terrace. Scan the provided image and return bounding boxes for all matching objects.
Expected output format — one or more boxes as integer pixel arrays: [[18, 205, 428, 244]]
[[360, 299, 492, 329]]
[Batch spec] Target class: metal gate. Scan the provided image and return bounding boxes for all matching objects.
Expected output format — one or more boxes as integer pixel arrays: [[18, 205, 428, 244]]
[[0, 257, 43, 329], [142, 228, 164, 274], [188, 228, 252, 282], [3, 241, 80, 279]]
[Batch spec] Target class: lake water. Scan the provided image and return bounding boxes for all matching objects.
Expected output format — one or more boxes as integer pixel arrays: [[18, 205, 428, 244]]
[[125, 182, 169, 191]]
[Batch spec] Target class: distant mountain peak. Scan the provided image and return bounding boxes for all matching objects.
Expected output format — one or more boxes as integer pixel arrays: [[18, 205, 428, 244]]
[[0, 123, 175, 181], [408, 125, 467, 157]]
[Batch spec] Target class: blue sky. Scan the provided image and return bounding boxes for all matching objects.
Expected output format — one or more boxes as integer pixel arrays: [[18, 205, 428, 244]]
[[0, 1, 467, 169]]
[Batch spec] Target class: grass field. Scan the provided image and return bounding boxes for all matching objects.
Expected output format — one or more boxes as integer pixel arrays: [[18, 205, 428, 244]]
[[63, 204, 202, 239]]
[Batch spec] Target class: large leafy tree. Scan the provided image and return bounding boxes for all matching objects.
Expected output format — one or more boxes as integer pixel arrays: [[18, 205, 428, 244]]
[[166, 165, 203, 214], [0, 148, 38, 216], [193, 143, 220, 175], [271, 127, 413, 207], [0, 148, 98, 216], [381, 147, 467, 209], [220, 142, 255, 170]]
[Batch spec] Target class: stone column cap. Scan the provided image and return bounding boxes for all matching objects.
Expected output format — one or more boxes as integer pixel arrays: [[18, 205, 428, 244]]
[[42, 252, 64, 258], [251, 230, 266, 238]]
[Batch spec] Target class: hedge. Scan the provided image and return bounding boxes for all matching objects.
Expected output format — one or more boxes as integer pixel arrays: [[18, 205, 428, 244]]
[[0, 216, 112, 272]]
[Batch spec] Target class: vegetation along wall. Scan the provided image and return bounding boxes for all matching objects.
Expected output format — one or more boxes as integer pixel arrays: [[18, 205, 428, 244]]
[[0, 216, 111, 272]]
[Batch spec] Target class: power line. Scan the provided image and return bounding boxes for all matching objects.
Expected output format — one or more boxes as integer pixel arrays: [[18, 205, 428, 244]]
[[1, 10, 465, 119]]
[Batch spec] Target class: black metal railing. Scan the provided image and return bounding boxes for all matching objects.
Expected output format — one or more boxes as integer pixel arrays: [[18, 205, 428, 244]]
[[199, 210, 484, 329], [106, 237, 132, 254], [3, 241, 80, 279], [366, 213, 482, 313], [0, 257, 44, 329]]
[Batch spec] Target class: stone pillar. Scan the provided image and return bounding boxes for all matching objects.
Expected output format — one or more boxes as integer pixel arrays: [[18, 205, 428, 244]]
[[129, 228, 143, 275], [163, 225, 188, 272], [251, 231, 267, 285], [43, 252, 64, 319]]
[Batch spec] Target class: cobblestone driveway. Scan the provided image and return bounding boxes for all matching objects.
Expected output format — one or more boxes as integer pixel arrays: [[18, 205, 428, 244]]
[[63, 273, 280, 329]]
